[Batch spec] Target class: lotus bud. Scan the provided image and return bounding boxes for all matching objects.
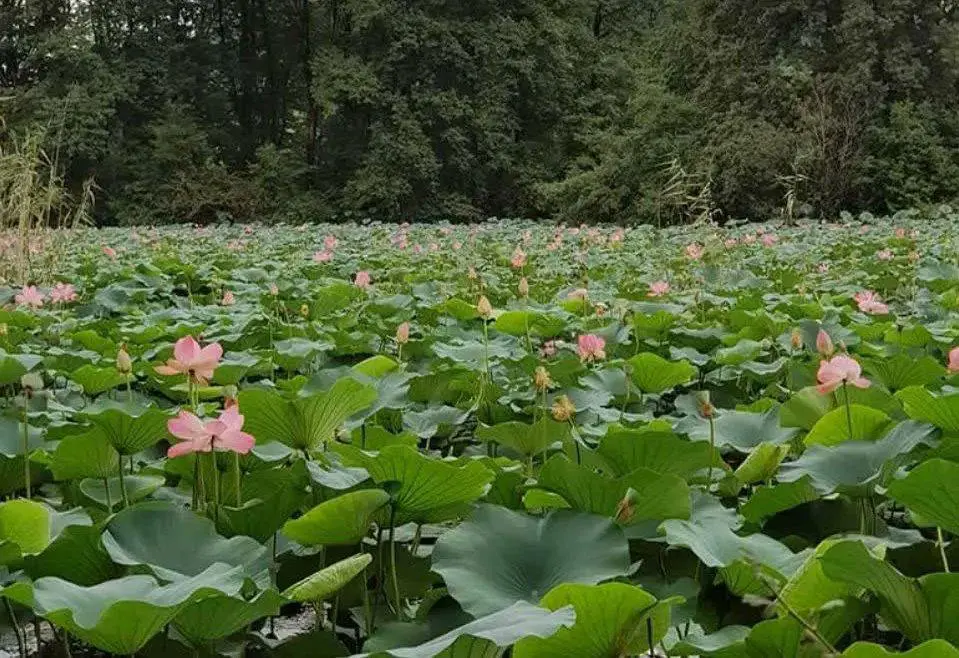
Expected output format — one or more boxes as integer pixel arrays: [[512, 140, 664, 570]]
[[614, 487, 640, 524], [533, 366, 552, 392], [299, 304, 310, 318], [695, 391, 715, 419], [223, 385, 238, 408], [116, 344, 133, 375], [816, 329, 834, 357], [518, 277, 529, 298], [396, 322, 410, 345], [551, 395, 576, 422], [790, 329, 803, 350], [477, 295, 493, 319]]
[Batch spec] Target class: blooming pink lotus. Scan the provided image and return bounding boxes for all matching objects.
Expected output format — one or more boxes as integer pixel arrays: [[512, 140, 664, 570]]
[[324, 235, 338, 251], [354, 271, 372, 289], [816, 329, 835, 357], [724, 238, 738, 248], [948, 347, 959, 375], [648, 280, 670, 297], [221, 291, 235, 306], [15, 285, 44, 308], [396, 322, 410, 345], [313, 250, 332, 263], [877, 249, 893, 261], [50, 282, 77, 304], [610, 228, 625, 244], [577, 334, 606, 363], [854, 291, 889, 315], [167, 406, 255, 458], [102, 246, 117, 259], [511, 247, 527, 269], [155, 336, 223, 385], [817, 355, 870, 394], [685, 243, 704, 260]]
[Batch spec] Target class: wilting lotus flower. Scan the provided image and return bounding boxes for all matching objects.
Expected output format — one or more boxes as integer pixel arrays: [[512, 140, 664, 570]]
[[877, 249, 893, 261], [817, 355, 870, 394], [221, 290, 235, 306], [155, 336, 223, 385], [354, 271, 371, 289], [790, 329, 803, 350], [313, 250, 332, 263], [533, 366, 552, 391], [468, 266, 478, 281], [648, 280, 670, 297], [577, 334, 606, 363], [396, 322, 410, 345], [50, 282, 77, 303], [476, 295, 493, 319], [551, 395, 576, 421], [511, 247, 527, 269], [324, 235, 338, 250], [685, 243, 704, 260], [854, 291, 889, 315], [948, 347, 959, 375], [15, 285, 44, 308], [167, 406, 255, 458], [102, 246, 117, 259], [816, 329, 835, 357], [743, 235, 757, 245]]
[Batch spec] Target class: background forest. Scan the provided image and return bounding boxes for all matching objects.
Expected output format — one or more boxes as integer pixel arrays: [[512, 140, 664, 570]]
[[3, 0, 959, 225]]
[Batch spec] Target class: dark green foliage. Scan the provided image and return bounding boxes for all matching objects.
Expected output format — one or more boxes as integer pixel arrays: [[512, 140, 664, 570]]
[[3, 0, 959, 224]]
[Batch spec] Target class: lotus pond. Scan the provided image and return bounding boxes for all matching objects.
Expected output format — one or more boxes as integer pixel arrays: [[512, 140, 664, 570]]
[[0, 217, 958, 657]]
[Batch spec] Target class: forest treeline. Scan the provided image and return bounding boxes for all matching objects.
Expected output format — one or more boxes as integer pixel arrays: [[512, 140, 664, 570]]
[[3, 0, 959, 225]]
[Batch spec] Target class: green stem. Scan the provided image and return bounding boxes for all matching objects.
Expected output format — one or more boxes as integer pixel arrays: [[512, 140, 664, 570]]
[[482, 320, 490, 379], [760, 574, 837, 655], [21, 402, 30, 499], [117, 456, 130, 508], [361, 542, 373, 636], [705, 416, 716, 491], [4, 597, 26, 658], [938, 527, 950, 573], [842, 382, 853, 440], [388, 504, 404, 621], [233, 452, 242, 507], [211, 453, 220, 522], [126, 378, 133, 404], [103, 476, 113, 511]]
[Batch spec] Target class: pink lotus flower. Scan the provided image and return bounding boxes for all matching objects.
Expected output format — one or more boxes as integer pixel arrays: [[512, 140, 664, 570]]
[[744, 235, 757, 245], [167, 406, 255, 458], [453, 241, 462, 250], [816, 329, 835, 357], [895, 228, 906, 239], [648, 280, 670, 297], [724, 238, 738, 248], [155, 336, 223, 385], [610, 228, 625, 244], [396, 322, 410, 344], [15, 285, 44, 308], [50, 282, 77, 304], [762, 234, 778, 247], [817, 355, 870, 394], [511, 247, 527, 269], [102, 246, 117, 259], [413, 244, 422, 254], [221, 291, 235, 306], [313, 250, 332, 263], [324, 235, 338, 251], [877, 249, 893, 261], [354, 271, 371, 289], [854, 291, 889, 315], [577, 334, 606, 363], [685, 243, 704, 260], [948, 347, 959, 375]]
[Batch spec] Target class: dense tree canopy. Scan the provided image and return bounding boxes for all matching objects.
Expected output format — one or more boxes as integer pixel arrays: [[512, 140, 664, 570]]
[[3, 0, 959, 224]]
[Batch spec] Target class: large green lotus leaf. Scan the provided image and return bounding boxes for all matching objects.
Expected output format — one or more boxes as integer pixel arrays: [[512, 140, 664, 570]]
[[334, 445, 493, 525], [273, 337, 331, 370], [0, 351, 43, 385], [360, 601, 575, 658], [173, 588, 285, 643], [2, 563, 245, 655], [596, 426, 719, 479], [780, 421, 939, 496], [70, 365, 130, 395], [435, 298, 479, 321], [251, 630, 349, 657], [887, 459, 959, 535], [102, 501, 270, 585], [683, 407, 798, 452], [668, 625, 751, 656], [627, 352, 696, 394], [0, 499, 51, 565], [780, 386, 833, 430], [80, 400, 171, 455], [239, 378, 376, 451], [777, 539, 865, 617], [819, 541, 931, 643], [741, 618, 803, 657], [217, 465, 308, 542], [51, 429, 119, 480], [492, 310, 565, 338], [535, 455, 690, 524], [740, 477, 820, 524], [282, 552, 372, 602], [512, 582, 679, 657], [715, 339, 766, 366], [734, 442, 789, 485], [804, 404, 892, 446], [842, 641, 959, 657], [80, 475, 165, 509], [282, 489, 390, 546], [24, 524, 120, 585], [353, 355, 400, 378], [864, 355, 946, 391], [475, 419, 569, 458], [896, 387, 959, 432], [211, 352, 262, 385], [431, 505, 630, 617]]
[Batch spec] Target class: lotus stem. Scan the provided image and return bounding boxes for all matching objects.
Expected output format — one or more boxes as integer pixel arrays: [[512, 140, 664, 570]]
[[117, 457, 130, 508], [361, 542, 373, 636], [760, 573, 837, 655], [388, 504, 404, 621], [4, 598, 26, 658], [103, 476, 112, 510], [233, 452, 242, 507], [842, 381, 853, 440], [938, 527, 950, 573], [21, 402, 30, 499], [211, 453, 220, 522], [705, 415, 716, 491]]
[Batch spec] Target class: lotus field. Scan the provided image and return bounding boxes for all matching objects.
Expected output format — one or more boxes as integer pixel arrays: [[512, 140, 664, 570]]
[[2, 218, 959, 658]]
